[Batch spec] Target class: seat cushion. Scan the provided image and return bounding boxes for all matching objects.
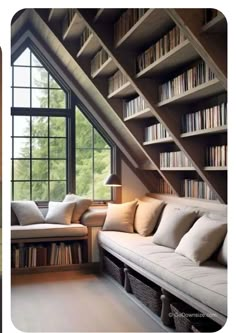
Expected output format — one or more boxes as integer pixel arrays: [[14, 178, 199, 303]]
[[98, 231, 227, 316], [11, 223, 88, 239]]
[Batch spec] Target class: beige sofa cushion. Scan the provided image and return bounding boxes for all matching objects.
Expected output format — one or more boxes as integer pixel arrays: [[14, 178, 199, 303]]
[[217, 234, 227, 266], [103, 200, 137, 233], [11, 223, 88, 239], [11, 201, 45, 226], [153, 204, 198, 249], [63, 194, 92, 223], [45, 201, 75, 225], [134, 199, 164, 236], [175, 215, 227, 265]]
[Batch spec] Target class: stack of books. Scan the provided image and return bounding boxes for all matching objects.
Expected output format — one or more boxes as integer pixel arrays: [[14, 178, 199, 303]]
[[206, 145, 227, 167], [144, 123, 171, 142], [137, 25, 186, 73], [183, 179, 217, 200], [160, 151, 193, 168], [91, 48, 109, 76], [108, 70, 129, 94], [159, 61, 215, 101], [124, 96, 146, 118], [114, 9, 148, 44], [158, 179, 174, 194]]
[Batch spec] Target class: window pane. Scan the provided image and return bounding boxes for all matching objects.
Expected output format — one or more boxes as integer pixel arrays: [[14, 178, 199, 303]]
[[32, 182, 48, 201], [32, 88, 48, 108], [49, 89, 66, 108], [31, 52, 43, 67], [13, 48, 30, 66], [13, 88, 30, 107], [50, 138, 66, 158], [13, 67, 30, 87], [32, 160, 48, 180], [13, 116, 30, 136], [14, 182, 30, 200], [76, 149, 93, 198], [50, 181, 66, 201], [50, 117, 66, 137], [76, 110, 92, 147], [32, 117, 48, 137], [50, 160, 66, 180], [49, 75, 60, 89], [32, 67, 48, 88], [94, 149, 111, 200], [32, 138, 48, 158], [14, 138, 30, 158], [94, 129, 109, 149], [14, 160, 30, 180]]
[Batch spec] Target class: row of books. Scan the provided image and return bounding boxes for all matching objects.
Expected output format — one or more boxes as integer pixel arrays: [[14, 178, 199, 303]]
[[108, 70, 129, 94], [206, 145, 227, 167], [114, 9, 148, 44], [124, 96, 147, 118], [12, 242, 83, 269], [79, 26, 91, 49], [182, 103, 227, 133], [91, 48, 109, 76], [144, 123, 171, 142], [62, 9, 76, 37], [137, 25, 186, 73], [159, 61, 215, 101], [183, 179, 217, 200], [158, 179, 174, 194], [160, 151, 193, 168]]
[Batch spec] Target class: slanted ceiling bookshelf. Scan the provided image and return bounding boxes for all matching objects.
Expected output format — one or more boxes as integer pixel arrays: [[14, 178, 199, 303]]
[[44, 8, 227, 203]]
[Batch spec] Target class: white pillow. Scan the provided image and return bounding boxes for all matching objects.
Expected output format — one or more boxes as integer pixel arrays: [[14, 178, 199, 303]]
[[103, 200, 138, 233], [63, 194, 92, 223], [45, 201, 75, 225], [11, 201, 45, 226], [175, 214, 227, 265]]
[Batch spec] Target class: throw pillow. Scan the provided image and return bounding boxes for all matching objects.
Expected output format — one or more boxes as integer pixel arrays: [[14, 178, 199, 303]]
[[63, 194, 92, 223], [175, 214, 227, 265], [217, 234, 227, 266], [152, 204, 198, 249], [102, 200, 138, 233], [45, 201, 76, 225], [11, 201, 45, 226], [134, 199, 164, 236]]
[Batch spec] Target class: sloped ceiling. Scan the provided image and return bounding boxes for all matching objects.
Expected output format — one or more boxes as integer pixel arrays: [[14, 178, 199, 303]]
[[11, 9, 151, 170]]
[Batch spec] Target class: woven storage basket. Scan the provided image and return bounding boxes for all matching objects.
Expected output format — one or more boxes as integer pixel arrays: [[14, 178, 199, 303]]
[[128, 270, 162, 316], [170, 302, 221, 332], [103, 252, 124, 286]]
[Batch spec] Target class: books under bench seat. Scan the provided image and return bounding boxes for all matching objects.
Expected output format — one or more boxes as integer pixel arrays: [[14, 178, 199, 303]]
[[12, 241, 83, 269]]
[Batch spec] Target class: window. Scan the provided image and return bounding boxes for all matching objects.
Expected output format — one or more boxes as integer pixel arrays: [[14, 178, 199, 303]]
[[11, 45, 113, 202]]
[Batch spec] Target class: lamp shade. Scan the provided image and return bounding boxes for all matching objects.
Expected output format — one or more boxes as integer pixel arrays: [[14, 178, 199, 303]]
[[104, 174, 121, 186]]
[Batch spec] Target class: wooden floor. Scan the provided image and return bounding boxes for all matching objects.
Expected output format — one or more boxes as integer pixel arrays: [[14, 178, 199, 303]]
[[11, 270, 166, 332]]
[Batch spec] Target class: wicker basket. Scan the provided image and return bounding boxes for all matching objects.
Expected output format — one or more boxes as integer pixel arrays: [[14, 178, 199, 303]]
[[127, 270, 162, 316], [170, 302, 221, 332], [103, 252, 124, 286]]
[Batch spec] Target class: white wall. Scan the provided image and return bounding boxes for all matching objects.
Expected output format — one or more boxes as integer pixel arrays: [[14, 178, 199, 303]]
[[121, 160, 148, 202]]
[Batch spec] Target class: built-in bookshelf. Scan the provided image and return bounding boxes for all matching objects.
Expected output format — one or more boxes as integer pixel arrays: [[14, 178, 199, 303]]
[[91, 48, 109, 76], [107, 70, 136, 98], [160, 151, 193, 168], [183, 179, 217, 200], [158, 179, 174, 195], [144, 123, 171, 143], [124, 95, 148, 118]]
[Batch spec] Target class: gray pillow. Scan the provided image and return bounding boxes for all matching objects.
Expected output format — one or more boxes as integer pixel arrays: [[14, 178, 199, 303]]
[[45, 201, 75, 225], [134, 199, 164, 236], [103, 200, 138, 233], [175, 214, 227, 265], [63, 194, 92, 223], [11, 201, 45, 226], [153, 204, 198, 249], [217, 234, 227, 266]]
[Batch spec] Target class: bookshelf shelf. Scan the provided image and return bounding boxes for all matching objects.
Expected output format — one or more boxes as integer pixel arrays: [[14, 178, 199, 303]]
[[161, 167, 196, 171], [202, 13, 227, 34], [115, 9, 173, 49], [91, 57, 117, 78], [107, 81, 136, 98], [136, 40, 198, 78], [143, 138, 173, 145], [181, 126, 227, 138], [94, 9, 124, 23], [204, 166, 227, 171], [124, 108, 153, 121], [158, 79, 225, 107], [63, 11, 85, 40], [77, 33, 101, 58]]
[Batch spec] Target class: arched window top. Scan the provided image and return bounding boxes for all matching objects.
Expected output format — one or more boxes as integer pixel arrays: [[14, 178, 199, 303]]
[[12, 47, 68, 109]]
